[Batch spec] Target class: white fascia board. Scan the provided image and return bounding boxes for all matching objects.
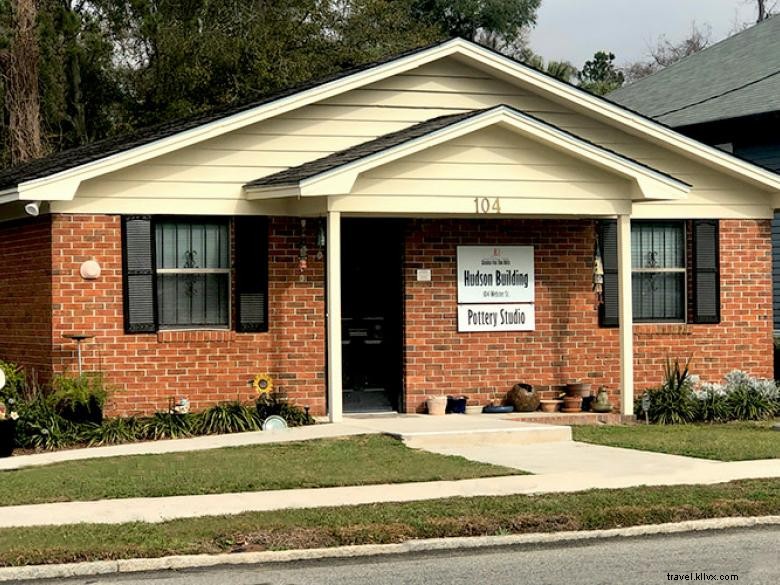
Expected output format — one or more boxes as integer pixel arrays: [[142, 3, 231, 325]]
[[245, 185, 302, 200], [291, 106, 689, 200], [453, 43, 780, 193], [0, 189, 19, 204]]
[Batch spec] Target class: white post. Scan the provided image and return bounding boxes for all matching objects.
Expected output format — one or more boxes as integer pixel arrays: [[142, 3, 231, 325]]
[[326, 211, 343, 423], [617, 213, 634, 416]]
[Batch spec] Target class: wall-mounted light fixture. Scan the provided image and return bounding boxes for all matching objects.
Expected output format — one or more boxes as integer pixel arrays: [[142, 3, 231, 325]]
[[24, 201, 42, 216], [80, 259, 102, 280]]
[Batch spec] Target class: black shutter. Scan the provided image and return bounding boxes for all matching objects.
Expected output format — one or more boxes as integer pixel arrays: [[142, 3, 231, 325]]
[[121, 216, 157, 333], [235, 216, 269, 332], [692, 219, 720, 324], [599, 220, 619, 327]]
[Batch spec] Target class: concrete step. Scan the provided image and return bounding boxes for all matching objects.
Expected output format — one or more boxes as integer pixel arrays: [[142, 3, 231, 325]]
[[388, 423, 571, 449]]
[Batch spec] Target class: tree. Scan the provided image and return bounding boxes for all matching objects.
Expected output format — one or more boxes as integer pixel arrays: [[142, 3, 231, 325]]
[[0, 0, 43, 164], [525, 53, 578, 83], [411, 0, 541, 51], [621, 23, 711, 83], [578, 51, 624, 95], [755, 0, 777, 22]]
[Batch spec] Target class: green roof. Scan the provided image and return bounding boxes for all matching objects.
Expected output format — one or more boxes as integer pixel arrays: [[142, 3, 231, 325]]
[[609, 16, 780, 128]]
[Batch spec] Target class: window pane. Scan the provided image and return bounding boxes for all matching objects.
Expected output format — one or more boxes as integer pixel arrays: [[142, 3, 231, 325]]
[[155, 221, 228, 269], [157, 274, 229, 327], [632, 272, 685, 321], [631, 222, 684, 269]]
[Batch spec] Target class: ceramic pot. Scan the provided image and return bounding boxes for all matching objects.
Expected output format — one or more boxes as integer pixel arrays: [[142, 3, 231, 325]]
[[565, 383, 591, 397], [561, 395, 583, 413], [426, 396, 448, 416], [465, 405, 483, 415], [591, 388, 613, 413], [507, 383, 540, 412], [446, 396, 467, 414], [0, 420, 15, 458], [539, 399, 563, 413]]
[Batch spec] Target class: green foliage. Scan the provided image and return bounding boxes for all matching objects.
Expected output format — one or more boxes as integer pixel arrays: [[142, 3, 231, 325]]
[[195, 401, 260, 435], [637, 357, 697, 425], [0, 360, 25, 403], [139, 412, 194, 441], [722, 371, 774, 421], [15, 396, 78, 450], [50, 373, 109, 410], [578, 50, 625, 95], [694, 386, 730, 423], [79, 417, 143, 447], [256, 391, 315, 427], [411, 0, 541, 45]]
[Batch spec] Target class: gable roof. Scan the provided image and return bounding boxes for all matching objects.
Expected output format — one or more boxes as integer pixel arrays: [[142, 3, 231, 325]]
[[1, 36, 779, 202], [245, 104, 691, 201], [609, 16, 780, 128]]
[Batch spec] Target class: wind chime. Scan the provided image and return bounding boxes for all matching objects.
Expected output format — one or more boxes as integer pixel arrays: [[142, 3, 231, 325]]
[[593, 228, 604, 308]]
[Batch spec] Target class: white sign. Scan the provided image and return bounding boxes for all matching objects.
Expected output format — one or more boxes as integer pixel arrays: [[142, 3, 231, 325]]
[[457, 246, 534, 303], [458, 303, 535, 332]]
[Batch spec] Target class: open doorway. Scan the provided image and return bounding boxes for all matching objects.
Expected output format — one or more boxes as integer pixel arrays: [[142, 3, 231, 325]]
[[340, 218, 404, 413]]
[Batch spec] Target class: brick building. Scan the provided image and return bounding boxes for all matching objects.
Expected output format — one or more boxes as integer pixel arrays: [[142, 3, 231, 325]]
[[1, 39, 779, 419]]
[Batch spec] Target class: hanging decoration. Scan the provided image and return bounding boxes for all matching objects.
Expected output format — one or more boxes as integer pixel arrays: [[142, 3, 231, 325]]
[[593, 232, 604, 306], [299, 219, 308, 282], [316, 219, 325, 260]]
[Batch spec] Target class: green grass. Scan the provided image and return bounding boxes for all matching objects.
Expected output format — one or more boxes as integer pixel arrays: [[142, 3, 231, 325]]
[[0, 479, 776, 567], [0, 435, 519, 506], [573, 421, 780, 461]]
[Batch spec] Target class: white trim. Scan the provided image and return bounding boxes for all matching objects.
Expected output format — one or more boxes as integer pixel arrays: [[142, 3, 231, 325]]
[[326, 211, 343, 423], [246, 106, 691, 202], [7, 38, 780, 202], [617, 214, 635, 416], [0, 191, 18, 204]]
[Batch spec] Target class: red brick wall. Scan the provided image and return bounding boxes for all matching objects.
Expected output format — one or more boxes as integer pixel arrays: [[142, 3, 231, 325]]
[[0, 217, 53, 378], [50, 214, 326, 416], [403, 218, 774, 413]]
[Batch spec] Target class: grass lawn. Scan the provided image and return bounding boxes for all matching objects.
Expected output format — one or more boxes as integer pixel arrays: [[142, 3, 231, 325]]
[[0, 478, 776, 567], [0, 435, 519, 507], [572, 421, 780, 461]]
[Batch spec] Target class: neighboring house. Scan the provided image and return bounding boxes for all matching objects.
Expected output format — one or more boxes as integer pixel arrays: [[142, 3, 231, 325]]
[[609, 16, 780, 329], [1, 38, 779, 420]]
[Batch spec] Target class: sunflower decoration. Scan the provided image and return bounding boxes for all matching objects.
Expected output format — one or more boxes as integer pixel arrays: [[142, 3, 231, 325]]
[[252, 373, 274, 396]]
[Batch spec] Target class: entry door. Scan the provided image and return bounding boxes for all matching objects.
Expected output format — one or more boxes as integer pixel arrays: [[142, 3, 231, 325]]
[[340, 219, 403, 413]]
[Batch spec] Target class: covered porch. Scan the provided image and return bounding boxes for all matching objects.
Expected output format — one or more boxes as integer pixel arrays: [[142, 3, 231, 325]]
[[242, 105, 691, 422]]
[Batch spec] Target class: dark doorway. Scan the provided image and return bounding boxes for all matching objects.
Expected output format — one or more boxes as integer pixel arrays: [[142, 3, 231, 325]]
[[341, 219, 404, 413]]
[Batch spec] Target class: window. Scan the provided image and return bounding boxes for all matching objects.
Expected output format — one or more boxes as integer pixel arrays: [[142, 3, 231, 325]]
[[631, 221, 685, 322], [599, 219, 720, 326], [122, 216, 269, 334], [155, 220, 230, 328]]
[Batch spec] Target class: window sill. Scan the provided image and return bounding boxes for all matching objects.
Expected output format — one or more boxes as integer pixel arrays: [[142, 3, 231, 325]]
[[157, 329, 235, 343]]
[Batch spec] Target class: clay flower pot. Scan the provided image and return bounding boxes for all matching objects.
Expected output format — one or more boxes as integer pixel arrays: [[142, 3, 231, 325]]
[[465, 405, 483, 415], [539, 399, 563, 413], [426, 396, 448, 416], [562, 395, 583, 413]]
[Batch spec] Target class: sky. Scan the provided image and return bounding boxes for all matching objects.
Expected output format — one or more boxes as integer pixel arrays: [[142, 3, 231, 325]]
[[528, 0, 760, 67]]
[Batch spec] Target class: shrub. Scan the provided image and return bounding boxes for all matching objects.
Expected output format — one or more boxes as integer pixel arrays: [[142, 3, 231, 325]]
[[15, 396, 79, 450], [195, 401, 259, 435], [139, 412, 194, 441], [721, 371, 774, 421], [50, 374, 110, 424], [256, 391, 315, 427], [692, 383, 730, 422], [638, 357, 698, 425], [78, 417, 143, 447]]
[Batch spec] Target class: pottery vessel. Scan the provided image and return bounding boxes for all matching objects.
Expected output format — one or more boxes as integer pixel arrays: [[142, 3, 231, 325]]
[[539, 399, 563, 413], [426, 396, 448, 416], [591, 387, 613, 413], [561, 395, 583, 413], [507, 383, 540, 412]]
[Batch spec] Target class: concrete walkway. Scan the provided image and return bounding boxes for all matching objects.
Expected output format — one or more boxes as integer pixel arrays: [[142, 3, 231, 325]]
[[1, 415, 778, 528], [0, 414, 567, 471]]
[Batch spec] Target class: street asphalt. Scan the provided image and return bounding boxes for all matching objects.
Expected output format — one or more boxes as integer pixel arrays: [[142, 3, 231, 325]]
[[21, 526, 779, 585]]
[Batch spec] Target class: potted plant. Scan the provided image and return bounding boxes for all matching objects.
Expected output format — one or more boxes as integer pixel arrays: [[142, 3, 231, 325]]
[[50, 373, 109, 425], [426, 395, 447, 416], [0, 400, 19, 458]]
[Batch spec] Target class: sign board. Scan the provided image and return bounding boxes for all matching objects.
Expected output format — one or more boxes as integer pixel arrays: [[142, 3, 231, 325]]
[[457, 246, 534, 304], [458, 303, 535, 332], [416, 269, 432, 282]]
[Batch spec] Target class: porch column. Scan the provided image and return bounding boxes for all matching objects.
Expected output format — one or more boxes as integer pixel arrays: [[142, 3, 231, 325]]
[[617, 213, 634, 416], [326, 211, 343, 422]]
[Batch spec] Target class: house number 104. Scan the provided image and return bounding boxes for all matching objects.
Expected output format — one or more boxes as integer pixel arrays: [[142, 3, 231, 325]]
[[474, 197, 501, 214]]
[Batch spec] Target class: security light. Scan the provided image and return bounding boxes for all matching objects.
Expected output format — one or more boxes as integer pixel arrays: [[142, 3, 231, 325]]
[[24, 201, 41, 216]]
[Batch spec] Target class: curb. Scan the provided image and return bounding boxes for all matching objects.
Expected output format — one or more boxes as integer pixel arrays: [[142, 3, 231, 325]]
[[6, 515, 780, 583]]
